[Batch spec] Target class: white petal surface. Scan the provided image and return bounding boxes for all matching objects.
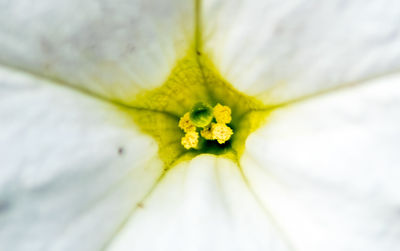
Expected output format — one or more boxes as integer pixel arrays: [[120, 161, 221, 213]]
[[243, 73, 400, 251], [0, 0, 194, 104], [106, 155, 291, 251], [202, 0, 400, 105], [0, 67, 164, 251]]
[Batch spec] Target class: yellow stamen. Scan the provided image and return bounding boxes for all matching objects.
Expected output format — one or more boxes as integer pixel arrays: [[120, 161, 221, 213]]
[[213, 103, 232, 124], [200, 125, 213, 140], [178, 112, 196, 132], [211, 123, 233, 144], [181, 131, 199, 149]]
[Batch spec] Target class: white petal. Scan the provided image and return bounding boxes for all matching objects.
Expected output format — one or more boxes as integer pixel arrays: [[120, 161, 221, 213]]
[[242, 73, 400, 250], [106, 155, 292, 251], [0, 0, 194, 103], [0, 67, 164, 251], [202, 0, 400, 105]]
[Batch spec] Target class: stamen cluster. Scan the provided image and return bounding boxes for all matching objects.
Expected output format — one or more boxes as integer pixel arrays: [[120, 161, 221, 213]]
[[179, 103, 233, 149]]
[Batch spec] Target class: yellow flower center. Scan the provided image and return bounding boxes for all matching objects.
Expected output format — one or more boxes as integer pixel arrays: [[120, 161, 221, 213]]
[[178, 103, 234, 149], [125, 51, 269, 168]]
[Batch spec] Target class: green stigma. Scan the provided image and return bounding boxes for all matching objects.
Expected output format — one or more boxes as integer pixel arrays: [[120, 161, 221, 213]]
[[189, 102, 213, 127]]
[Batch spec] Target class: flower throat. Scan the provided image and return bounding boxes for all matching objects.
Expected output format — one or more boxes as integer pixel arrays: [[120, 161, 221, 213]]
[[126, 51, 269, 168]]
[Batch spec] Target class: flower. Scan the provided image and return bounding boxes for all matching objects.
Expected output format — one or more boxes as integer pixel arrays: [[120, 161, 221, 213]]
[[1, 0, 400, 251]]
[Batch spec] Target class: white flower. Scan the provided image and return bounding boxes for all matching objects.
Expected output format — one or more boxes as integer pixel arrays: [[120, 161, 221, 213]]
[[1, 0, 400, 251]]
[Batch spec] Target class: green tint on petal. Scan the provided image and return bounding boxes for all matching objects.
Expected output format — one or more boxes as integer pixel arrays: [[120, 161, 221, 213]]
[[126, 50, 269, 168]]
